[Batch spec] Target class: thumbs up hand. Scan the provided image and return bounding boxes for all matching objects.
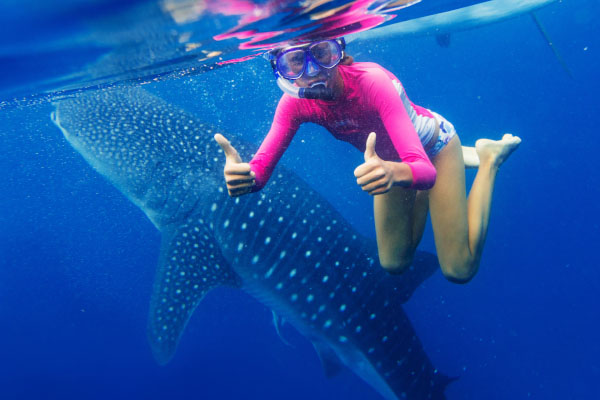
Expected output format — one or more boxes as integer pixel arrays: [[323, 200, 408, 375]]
[[353, 132, 395, 196], [214, 134, 256, 197]]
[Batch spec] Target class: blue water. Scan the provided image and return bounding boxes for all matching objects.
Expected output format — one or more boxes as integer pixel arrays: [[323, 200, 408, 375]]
[[1, 1, 599, 399]]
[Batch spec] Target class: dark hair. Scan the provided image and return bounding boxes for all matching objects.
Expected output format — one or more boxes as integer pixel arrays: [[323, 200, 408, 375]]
[[340, 54, 354, 66]]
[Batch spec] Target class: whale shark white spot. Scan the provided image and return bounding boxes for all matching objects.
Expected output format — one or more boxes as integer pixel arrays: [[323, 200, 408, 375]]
[[52, 86, 453, 399], [265, 266, 276, 278]]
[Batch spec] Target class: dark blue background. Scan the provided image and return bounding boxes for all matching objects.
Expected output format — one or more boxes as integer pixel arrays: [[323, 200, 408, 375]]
[[1, 1, 599, 399]]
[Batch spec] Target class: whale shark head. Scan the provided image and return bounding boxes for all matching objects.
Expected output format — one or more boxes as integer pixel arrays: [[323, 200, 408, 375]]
[[52, 86, 454, 399]]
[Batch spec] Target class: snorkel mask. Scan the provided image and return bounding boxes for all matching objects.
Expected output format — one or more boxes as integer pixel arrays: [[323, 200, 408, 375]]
[[265, 38, 345, 100]]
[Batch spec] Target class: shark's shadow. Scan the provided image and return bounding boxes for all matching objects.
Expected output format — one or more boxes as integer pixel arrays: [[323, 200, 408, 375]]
[[52, 86, 454, 400]]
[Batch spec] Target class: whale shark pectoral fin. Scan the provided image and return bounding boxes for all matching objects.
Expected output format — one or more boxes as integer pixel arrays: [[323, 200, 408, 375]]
[[147, 218, 240, 364], [271, 311, 293, 347], [312, 340, 343, 378]]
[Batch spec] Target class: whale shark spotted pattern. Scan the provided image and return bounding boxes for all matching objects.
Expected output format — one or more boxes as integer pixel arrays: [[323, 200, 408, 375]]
[[52, 86, 453, 400]]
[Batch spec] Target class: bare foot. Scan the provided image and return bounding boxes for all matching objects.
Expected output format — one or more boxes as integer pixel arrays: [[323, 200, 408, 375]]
[[475, 133, 521, 168]]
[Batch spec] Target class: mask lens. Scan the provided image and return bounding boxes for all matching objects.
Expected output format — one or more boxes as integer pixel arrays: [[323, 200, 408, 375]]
[[277, 48, 307, 79], [275, 40, 342, 80], [310, 40, 342, 68]]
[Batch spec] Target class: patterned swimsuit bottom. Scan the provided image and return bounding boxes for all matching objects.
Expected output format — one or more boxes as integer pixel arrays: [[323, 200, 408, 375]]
[[426, 111, 457, 159]]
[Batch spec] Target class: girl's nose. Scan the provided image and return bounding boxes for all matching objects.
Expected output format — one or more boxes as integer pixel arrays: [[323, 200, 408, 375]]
[[305, 59, 321, 77]]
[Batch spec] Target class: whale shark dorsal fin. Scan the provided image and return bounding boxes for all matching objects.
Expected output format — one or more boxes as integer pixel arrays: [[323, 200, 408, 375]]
[[147, 220, 240, 364], [393, 251, 440, 303], [312, 340, 343, 378]]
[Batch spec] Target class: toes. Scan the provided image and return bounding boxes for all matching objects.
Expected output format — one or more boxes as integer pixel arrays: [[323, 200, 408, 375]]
[[508, 136, 521, 146], [501, 133, 522, 146]]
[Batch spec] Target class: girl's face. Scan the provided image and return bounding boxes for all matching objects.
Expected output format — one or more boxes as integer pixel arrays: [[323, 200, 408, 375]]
[[275, 40, 345, 98]]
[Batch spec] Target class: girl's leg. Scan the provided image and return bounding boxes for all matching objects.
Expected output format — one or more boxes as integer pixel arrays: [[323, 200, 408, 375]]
[[462, 146, 479, 169], [373, 188, 429, 273], [429, 134, 520, 283]]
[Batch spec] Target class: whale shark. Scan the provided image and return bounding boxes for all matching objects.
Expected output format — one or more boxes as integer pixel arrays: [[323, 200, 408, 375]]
[[51, 86, 453, 400]]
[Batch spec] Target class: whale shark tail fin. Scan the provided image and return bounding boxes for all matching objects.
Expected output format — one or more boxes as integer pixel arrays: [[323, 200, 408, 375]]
[[147, 218, 240, 364]]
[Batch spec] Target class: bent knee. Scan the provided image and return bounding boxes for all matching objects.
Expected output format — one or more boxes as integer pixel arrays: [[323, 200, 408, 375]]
[[379, 256, 414, 275], [440, 260, 479, 284]]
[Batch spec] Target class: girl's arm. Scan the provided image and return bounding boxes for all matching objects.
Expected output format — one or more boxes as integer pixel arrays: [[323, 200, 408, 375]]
[[366, 70, 436, 190], [214, 96, 302, 197], [214, 134, 256, 197], [249, 95, 302, 191], [354, 132, 415, 195]]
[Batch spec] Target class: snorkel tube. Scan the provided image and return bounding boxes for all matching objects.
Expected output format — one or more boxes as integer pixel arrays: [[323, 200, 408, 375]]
[[275, 77, 335, 100]]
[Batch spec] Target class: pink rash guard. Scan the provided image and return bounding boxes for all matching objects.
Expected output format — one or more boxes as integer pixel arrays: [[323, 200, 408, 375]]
[[249, 62, 437, 191]]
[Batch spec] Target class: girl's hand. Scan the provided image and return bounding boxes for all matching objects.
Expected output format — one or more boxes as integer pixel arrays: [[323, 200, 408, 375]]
[[354, 132, 395, 195], [214, 134, 256, 197]]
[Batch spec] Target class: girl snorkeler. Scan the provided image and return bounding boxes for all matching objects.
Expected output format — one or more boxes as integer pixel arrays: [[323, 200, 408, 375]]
[[214, 38, 521, 283]]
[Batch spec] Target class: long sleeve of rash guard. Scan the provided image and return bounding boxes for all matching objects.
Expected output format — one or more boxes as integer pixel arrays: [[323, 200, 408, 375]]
[[249, 95, 301, 191], [365, 69, 436, 189], [249, 64, 437, 192]]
